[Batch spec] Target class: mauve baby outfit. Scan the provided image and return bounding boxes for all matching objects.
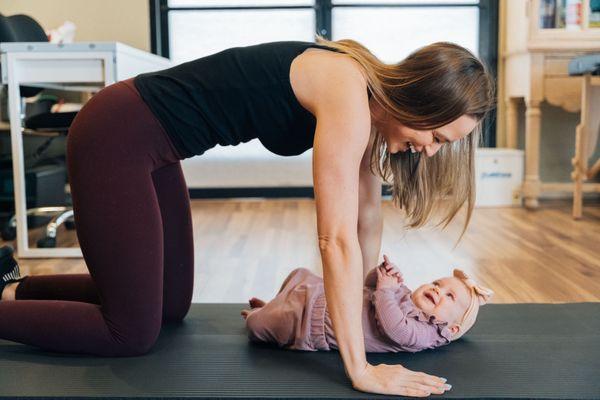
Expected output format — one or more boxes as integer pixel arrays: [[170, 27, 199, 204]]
[[245, 268, 453, 353]]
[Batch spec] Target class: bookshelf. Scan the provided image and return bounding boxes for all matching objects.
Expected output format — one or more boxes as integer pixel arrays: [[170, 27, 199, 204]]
[[531, 0, 600, 49], [502, 0, 600, 208]]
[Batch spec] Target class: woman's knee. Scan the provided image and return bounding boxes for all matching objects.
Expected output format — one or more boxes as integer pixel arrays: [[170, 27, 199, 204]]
[[163, 299, 192, 323], [107, 320, 162, 356]]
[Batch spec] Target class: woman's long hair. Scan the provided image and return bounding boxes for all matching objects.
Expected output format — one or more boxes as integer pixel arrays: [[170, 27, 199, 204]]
[[315, 35, 495, 238]]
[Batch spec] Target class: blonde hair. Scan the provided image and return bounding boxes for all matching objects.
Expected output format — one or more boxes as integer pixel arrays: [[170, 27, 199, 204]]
[[314, 35, 495, 237]]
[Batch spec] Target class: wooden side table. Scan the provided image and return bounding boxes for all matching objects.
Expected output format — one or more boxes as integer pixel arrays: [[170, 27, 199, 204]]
[[572, 72, 600, 219]]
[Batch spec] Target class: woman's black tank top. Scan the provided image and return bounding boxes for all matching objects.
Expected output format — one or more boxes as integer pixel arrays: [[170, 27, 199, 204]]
[[133, 41, 343, 159]]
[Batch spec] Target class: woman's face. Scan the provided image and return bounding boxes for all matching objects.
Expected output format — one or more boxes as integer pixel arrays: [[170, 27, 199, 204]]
[[370, 101, 478, 157]]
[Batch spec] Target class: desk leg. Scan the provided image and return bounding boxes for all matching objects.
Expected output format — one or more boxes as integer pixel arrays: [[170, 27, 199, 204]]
[[5, 55, 29, 255], [523, 99, 541, 209], [506, 97, 519, 149]]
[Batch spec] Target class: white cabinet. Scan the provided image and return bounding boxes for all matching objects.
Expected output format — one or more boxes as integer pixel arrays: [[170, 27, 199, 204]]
[[502, 0, 600, 208]]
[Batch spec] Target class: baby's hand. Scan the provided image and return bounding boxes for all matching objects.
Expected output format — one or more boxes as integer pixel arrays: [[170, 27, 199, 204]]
[[376, 266, 401, 290], [382, 254, 403, 284]]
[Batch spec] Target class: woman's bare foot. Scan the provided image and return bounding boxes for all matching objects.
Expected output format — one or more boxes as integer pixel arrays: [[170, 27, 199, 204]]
[[249, 297, 266, 308], [1, 282, 19, 301]]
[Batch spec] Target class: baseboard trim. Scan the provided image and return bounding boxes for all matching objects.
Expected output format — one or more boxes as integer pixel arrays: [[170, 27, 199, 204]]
[[188, 187, 315, 199], [188, 186, 394, 199]]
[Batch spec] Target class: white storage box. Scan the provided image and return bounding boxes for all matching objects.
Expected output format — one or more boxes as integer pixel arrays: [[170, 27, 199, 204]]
[[475, 148, 524, 207]]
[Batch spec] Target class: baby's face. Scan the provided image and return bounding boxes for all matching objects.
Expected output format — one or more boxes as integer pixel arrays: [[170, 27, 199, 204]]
[[410, 276, 471, 326]]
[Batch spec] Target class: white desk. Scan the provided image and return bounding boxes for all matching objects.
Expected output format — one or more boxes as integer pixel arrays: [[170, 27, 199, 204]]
[[0, 42, 172, 258]]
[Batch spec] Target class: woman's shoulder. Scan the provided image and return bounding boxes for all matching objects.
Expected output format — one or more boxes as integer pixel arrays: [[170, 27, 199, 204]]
[[290, 47, 368, 117]]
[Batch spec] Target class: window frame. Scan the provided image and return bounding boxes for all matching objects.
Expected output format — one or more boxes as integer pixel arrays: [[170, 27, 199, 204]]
[[149, 0, 497, 146]]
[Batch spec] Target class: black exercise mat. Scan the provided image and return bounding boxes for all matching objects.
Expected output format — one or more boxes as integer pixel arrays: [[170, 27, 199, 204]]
[[0, 303, 598, 399]]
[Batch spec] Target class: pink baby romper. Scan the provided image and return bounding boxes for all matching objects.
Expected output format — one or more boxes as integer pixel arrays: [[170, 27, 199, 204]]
[[245, 268, 330, 350], [245, 267, 452, 352]]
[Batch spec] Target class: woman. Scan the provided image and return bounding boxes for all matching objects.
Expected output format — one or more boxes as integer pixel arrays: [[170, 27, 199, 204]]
[[0, 36, 494, 397]]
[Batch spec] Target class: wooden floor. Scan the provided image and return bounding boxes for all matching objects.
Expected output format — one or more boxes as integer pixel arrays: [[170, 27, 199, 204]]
[[2, 199, 599, 304]]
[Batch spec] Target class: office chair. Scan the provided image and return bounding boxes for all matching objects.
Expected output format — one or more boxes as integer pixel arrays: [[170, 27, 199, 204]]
[[0, 12, 77, 248]]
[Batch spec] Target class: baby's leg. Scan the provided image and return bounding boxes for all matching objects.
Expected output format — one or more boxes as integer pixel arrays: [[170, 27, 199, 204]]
[[244, 269, 306, 344], [244, 299, 295, 347]]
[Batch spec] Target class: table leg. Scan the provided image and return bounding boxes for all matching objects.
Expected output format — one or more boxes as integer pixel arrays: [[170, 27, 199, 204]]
[[5, 55, 30, 255], [506, 97, 519, 149], [523, 99, 541, 209], [571, 123, 585, 219], [572, 74, 593, 220]]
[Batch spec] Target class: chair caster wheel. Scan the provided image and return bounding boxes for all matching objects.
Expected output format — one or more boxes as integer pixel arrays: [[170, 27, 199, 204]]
[[1, 225, 16, 241], [37, 236, 56, 248], [65, 219, 76, 230]]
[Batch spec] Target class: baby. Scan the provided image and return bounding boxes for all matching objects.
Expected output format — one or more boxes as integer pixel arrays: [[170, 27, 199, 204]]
[[242, 255, 493, 353]]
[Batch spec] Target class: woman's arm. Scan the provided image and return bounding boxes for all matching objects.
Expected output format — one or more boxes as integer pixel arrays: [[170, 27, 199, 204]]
[[358, 131, 383, 279], [311, 58, 371, 380], [309, 55, 448, 397], [364, 264, 379, 288]]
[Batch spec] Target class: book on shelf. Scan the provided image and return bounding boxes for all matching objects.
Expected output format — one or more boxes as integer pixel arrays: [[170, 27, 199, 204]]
[[540, 0, 557, 28], [556, 0, 567, 28], [590, 0, 600, 27]]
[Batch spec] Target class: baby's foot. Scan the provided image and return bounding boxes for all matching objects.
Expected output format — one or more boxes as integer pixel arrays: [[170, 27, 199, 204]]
[[241, 308, 256, 320], [249, 297, 266, 309]]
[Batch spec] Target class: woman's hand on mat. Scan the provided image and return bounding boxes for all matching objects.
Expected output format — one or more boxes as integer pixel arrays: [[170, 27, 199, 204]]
[[351, 363, 451, 397]]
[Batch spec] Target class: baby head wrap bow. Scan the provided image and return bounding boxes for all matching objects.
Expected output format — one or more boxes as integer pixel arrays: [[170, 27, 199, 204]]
[[451, 269, 494, 341]]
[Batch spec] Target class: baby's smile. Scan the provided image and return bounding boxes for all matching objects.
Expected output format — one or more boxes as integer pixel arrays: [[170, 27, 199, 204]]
[[424, 291, 437, 305]]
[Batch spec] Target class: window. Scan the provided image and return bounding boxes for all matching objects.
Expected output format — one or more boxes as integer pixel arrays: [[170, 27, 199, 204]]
[[332, 3, 479, 63], [166, 1, 316, 62]]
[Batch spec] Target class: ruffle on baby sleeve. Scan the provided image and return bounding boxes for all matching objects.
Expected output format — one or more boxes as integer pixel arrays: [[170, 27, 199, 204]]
[[370, 288, 453, 351], [309, 292, 330, 351], [411, 307, 453, 344], [407, 307, 453, 348]]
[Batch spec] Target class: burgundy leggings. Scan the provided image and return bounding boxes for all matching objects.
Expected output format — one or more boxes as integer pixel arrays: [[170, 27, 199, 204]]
[[0, 78, 194, 356]]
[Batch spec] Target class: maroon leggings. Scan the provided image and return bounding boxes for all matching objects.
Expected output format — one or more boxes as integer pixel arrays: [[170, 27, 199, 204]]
[[0, 78, 194, 356]]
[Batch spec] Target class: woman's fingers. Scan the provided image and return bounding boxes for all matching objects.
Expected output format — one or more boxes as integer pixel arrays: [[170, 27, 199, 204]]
[[352, 362, 450, 397], [400, 387, 431, 397], [406, 378, 447, 395], [384, 375, 446, 397], [411, 371, 449, 390], [405, 381, 444, 395]]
